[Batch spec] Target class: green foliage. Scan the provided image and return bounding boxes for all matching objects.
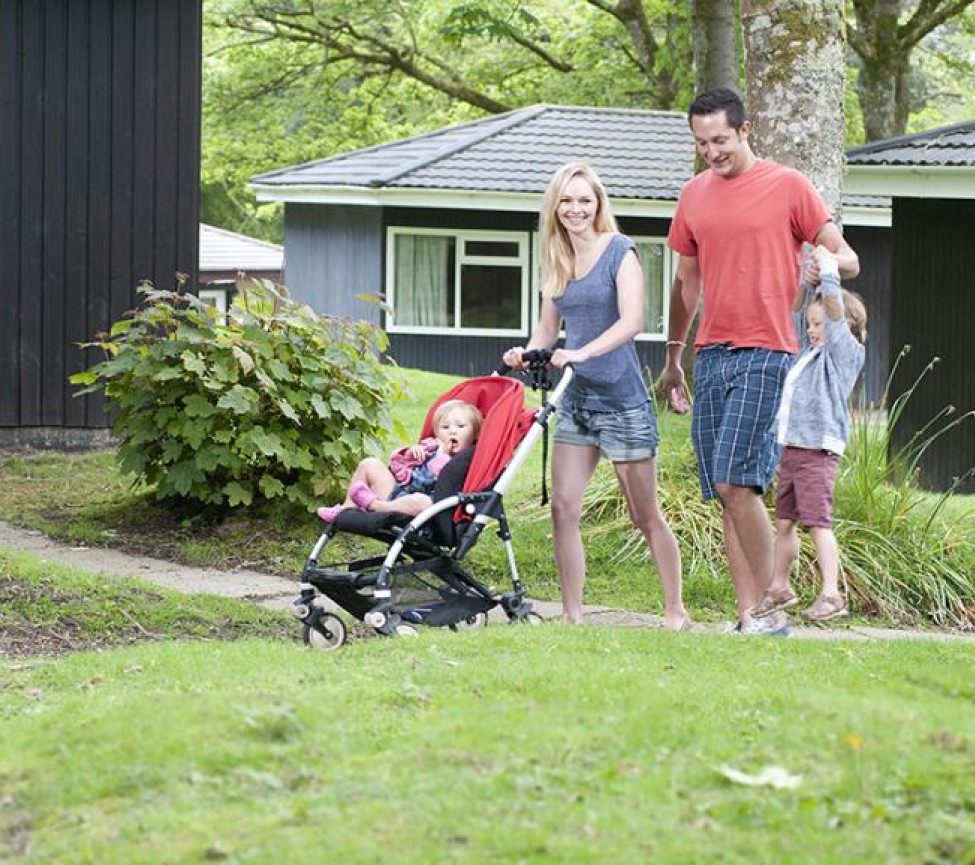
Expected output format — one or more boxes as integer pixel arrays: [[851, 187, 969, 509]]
[[70, 278, 406, 510], [579, 358, 975, 629]]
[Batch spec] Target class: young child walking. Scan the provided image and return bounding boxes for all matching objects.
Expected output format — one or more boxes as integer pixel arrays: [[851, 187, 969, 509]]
[[750, 245, 868, 622], [316, 399, 483, 522]]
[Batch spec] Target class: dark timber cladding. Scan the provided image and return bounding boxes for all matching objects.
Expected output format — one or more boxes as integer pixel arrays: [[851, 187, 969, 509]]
[[0, 0, 201, 430], [889, 198, 975, 493]]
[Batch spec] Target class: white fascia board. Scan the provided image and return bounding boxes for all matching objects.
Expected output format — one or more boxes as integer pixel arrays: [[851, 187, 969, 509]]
[[252, 183, 679, 218], [252, 182, 888, 225], [845, 166, 975, 199], [840, 205, 891, 228]]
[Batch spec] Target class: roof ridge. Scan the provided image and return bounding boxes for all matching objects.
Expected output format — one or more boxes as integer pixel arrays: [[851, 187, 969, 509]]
[[847, 118, 975, 155], [373, 104, 552, 186]]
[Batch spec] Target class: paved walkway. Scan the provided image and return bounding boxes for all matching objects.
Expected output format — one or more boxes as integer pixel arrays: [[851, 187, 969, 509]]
[[2, 521, 972, 643]]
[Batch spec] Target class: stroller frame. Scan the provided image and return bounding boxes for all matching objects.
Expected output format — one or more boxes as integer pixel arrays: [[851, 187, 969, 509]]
[[292, 352, 573, 650]]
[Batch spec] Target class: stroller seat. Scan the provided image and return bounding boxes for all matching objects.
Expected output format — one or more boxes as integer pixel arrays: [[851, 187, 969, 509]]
[[328, 445, 477, 547]]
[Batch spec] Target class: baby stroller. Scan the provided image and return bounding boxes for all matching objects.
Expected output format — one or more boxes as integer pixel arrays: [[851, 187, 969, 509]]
[[292, 350, 571, 650]]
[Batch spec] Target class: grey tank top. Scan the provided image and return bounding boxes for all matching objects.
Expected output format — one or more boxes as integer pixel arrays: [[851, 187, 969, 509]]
[[553, 233, 649, 411]]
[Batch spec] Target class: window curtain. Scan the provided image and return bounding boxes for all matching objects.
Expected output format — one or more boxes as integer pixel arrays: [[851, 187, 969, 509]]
[[395, 235, 451, 326]]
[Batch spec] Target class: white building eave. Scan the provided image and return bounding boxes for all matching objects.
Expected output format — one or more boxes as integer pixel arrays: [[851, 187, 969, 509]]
[[252, 182, 890, 227], [845, 165, 975, 199]]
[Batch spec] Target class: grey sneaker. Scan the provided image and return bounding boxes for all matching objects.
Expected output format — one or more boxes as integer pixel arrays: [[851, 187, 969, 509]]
[[740, 610, 791, 637]]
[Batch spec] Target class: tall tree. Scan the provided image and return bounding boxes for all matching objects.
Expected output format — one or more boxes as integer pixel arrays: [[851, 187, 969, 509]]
[[848, 0, 975, 141], [743, 0, 847, 217], [692, 0, 741, 93]]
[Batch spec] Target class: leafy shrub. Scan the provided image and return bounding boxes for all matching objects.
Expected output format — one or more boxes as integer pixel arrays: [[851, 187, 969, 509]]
[[71, 278, 405, 510]]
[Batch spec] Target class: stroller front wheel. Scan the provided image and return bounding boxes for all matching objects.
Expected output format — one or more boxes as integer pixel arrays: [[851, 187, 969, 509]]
[[450, 612, 488, 631], [303, 612, 347, 651]]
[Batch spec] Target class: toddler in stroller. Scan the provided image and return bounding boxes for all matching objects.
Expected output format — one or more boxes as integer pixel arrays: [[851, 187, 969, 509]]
[[292, 352, 571, 650], [315, 400, 484, 522]]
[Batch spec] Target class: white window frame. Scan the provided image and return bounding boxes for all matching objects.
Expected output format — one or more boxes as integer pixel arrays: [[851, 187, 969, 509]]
[[385, 227, 530, 336], [528, 233, 674, 341], [199, 287, 229, 315], [631, 235, 673, 342]]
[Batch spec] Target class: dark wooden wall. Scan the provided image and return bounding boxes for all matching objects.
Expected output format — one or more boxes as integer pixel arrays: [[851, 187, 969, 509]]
[[889, 198, 975, 493], [843, 224, 891, 408], [0, 0, 201, 431]]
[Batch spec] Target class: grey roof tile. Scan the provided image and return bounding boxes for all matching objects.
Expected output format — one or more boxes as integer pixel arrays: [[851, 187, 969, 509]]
[[847, 120, 975, 166], [253, 104, 695, 201]]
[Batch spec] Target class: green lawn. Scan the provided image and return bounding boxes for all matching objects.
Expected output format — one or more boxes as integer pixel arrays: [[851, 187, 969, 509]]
[[2, 606, 974, 864]]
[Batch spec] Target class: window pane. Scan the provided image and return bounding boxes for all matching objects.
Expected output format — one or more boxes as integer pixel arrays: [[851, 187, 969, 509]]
[[394, 235, 454, 326], [464, 240, 520, 257], [636, 240, 665, 335], [460, 265, 521, 329]]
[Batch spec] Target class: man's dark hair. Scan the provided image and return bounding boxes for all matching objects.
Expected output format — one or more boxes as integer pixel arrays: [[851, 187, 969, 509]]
[[688, 88, 746, 130]]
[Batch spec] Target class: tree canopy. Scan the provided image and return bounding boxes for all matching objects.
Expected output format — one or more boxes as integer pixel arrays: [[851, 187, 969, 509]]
[[203, 0, 975, 239]]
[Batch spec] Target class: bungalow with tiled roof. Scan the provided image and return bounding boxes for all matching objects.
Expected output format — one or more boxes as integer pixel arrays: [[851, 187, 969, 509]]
[[846, 121, 975, 492], [251, 104, 891, 400]]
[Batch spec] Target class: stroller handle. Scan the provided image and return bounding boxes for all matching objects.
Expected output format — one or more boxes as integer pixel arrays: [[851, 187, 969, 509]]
[[494, 347, 555, 377]]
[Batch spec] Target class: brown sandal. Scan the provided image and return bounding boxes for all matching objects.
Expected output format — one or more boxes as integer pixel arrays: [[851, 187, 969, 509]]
[[749, 587, 798, 618], [803, 594, 848, 622]]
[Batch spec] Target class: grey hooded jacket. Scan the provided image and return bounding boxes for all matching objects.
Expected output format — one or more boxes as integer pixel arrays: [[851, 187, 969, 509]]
[[775, 272, 865, 455]]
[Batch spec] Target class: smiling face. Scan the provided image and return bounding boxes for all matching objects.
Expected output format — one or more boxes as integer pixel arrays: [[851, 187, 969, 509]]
[[690, 110, 754, 179], [556, 175, 600, 239], [806, 302, 826, 348], [435, 406, 478, 455]]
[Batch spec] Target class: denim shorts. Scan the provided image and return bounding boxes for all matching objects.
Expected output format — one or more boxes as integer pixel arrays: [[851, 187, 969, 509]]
[[554, 401, 659, 462], [775, 446, 840, 528], [691, 346, 792, 500]]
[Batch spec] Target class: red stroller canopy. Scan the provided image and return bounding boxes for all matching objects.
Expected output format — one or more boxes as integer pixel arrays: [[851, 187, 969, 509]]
[[419, 376, 535, 494]]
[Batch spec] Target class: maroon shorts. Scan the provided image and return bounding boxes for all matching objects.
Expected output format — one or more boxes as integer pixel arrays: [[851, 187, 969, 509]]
[[775, 446, 840, 528]]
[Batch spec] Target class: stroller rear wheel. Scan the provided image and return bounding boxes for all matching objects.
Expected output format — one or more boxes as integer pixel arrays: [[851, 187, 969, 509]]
[[303, 612, 347, 652]]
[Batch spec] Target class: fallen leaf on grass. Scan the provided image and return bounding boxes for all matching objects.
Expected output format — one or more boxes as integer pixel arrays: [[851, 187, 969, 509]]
[[717, 764, 802, 789]]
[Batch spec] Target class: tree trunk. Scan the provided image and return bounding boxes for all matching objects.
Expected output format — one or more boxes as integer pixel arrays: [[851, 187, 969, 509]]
[[742, 0, 847, 219], [848, 0, 975, 141], [850, 0, 904, 141], [692, 0, 741, 93]]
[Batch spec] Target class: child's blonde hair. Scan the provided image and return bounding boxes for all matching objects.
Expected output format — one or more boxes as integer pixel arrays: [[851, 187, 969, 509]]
[[811, 289, 868, 343], [432, 399, 483, 440], [539, 162, 618, 298]]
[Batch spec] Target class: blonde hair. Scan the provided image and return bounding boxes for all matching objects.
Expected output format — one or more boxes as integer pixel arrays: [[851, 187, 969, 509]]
[[539, 162, 619, 298], [811, 289, 868, 343], [432, 399, 483, 441]]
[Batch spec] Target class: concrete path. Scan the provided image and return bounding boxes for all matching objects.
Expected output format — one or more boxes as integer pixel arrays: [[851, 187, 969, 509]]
[[2, 521, 972, 643]]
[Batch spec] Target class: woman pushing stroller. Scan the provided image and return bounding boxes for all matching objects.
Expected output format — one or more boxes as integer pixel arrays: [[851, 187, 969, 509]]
[[317, 400, 483, 522], [503, 162, 689, 630]]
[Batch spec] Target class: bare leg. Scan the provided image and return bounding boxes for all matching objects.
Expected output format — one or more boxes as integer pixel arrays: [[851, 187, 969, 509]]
[[717, 484, 774, 623], [343, 457, 397, 506], [370, 493, 433, 517], [614, 457, 687, 630], [770, 518, 799, 594], [809, 526, 841, 597], [550, 442, 601, 623]]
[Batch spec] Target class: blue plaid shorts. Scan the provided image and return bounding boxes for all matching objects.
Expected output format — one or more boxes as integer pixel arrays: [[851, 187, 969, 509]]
[[691, 346, 792, 500], [554, 400, 659, 462]]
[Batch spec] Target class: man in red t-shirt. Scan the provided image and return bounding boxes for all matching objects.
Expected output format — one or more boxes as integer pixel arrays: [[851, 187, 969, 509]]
[[662, 88, 859, 635]]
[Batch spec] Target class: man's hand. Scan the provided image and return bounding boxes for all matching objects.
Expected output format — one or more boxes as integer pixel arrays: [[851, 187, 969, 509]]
[[659, 365, 691, 414]]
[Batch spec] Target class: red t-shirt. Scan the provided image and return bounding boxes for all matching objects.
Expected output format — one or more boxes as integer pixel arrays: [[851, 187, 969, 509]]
[[667, 159, 832, 353]]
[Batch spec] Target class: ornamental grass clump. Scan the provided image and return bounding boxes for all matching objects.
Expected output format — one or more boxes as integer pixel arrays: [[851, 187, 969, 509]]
[[576, 353, 975, 629], [71, 278, 405, 510]]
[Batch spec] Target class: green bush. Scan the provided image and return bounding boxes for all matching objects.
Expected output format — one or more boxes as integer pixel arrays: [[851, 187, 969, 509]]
[[71, 278, 405, 510]]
